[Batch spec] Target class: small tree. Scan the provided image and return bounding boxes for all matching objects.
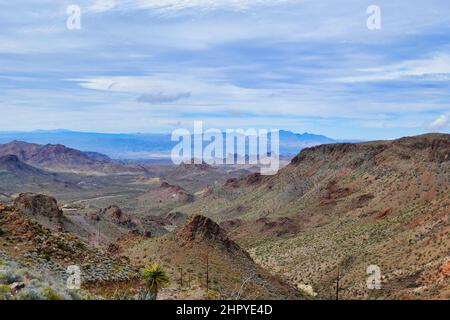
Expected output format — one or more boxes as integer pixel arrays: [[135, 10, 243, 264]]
[[139, 264, 169, 300]]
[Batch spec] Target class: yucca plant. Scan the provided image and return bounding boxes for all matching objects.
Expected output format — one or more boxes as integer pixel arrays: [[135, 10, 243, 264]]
[[139, 264, 169, 300]]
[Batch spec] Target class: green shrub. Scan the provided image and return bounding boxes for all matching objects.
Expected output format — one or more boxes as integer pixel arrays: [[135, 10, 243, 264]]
[[17, 288, 45, 300], [0, 284, 11, 300], [43, 286, 63, 300]]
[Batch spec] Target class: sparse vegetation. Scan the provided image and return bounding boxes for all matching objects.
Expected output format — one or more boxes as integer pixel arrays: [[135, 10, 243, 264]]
[[140, 264, 169, 300]]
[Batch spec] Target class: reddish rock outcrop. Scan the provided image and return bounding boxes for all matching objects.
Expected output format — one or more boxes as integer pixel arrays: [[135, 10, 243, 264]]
[[159, 182, 194, 202], [176, 215, 240, 251], [13, 193, 63, 230], [98, 205, 124, 224], [219, 219, 242, 233], [439, 261, 450, 277], [224, 178, 239, 188], [13, 193, 62, 219]]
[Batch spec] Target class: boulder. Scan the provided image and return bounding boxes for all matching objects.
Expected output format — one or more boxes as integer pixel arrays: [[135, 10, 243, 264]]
[[13, 193, 63, 230], [98, 205, 124, 224], [13, 193, 63, 219]]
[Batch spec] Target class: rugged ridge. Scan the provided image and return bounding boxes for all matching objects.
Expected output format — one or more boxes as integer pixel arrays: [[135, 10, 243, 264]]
[[176, 215, 240, 251], [177, 133, 450, 299]]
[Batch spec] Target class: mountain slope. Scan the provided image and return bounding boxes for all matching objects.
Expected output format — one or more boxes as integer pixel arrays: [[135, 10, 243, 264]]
[[0, 154, 47, 175], [0, 155, 79, 196], [0, 141, 145, 175], [0, 202, 137, 288], [176, 133, 450, 299], [120, 215, 304, 300]]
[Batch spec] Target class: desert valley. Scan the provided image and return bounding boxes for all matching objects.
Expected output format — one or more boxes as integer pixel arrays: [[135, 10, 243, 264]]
[[0, 133, 448, 300]]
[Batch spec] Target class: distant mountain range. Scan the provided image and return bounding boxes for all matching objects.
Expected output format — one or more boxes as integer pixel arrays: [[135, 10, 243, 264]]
[[0, 129, 359, 160], [0, 140, 145, 175]]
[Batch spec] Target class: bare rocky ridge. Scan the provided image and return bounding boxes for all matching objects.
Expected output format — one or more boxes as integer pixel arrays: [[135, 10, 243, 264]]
[[178, 133, 450, 299], [176, 215, 241, 251]]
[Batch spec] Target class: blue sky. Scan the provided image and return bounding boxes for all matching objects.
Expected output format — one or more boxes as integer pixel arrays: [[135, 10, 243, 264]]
[[0, 0, 449, 139]]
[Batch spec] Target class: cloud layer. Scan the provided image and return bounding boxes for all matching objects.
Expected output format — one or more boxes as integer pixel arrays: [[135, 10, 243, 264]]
[[0, 0, 449, 139]]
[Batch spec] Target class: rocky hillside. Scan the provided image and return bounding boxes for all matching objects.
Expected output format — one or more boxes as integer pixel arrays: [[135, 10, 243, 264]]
[[0, 141, 145, 175], [0, 200, 138, 292], [120, 214, 304, 300], [0, 155, 79, 196], [176, 134, 450, 299]]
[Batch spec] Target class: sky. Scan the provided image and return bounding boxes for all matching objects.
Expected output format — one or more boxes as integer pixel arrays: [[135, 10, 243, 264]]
[[0, 0, 450, 140]]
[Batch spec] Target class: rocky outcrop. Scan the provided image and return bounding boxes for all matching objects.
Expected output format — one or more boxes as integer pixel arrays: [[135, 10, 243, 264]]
[[179, 160, 212, 170], [224, 178, 239, 188], [164, 211, 188, 226], [0, 206, 138, 287], [291, 133, 450, 166], [98, 205, 124, 224], [254, 217, 300, 237], [439, 261, 450, 277], [245, 173, 262, 186], [219, 219, 242, 232], [13, 193, 63, 230], [159, 182, 194, 202], [176, 215, 240, 251]]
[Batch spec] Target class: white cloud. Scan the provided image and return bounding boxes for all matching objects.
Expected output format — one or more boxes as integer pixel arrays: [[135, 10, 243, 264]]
[[337, 54, 450, 83], [88, 0, 294, 13], [89, 0, 118, 13], [67, 73, 448, 123], [428, 114, 449, 131]]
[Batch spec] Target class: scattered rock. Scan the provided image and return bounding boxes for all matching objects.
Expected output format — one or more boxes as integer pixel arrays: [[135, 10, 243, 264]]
[[439, 261, 450, 277], [10, 282, 25, 293], [164, 211, 188, 226], [107, 243, 121, 255], [377, 207, 392, 219], [224, 178, 239, 188], [89, 212, 101, 222], [245, 173, 262, 185], [220, 219, 242, 232]]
